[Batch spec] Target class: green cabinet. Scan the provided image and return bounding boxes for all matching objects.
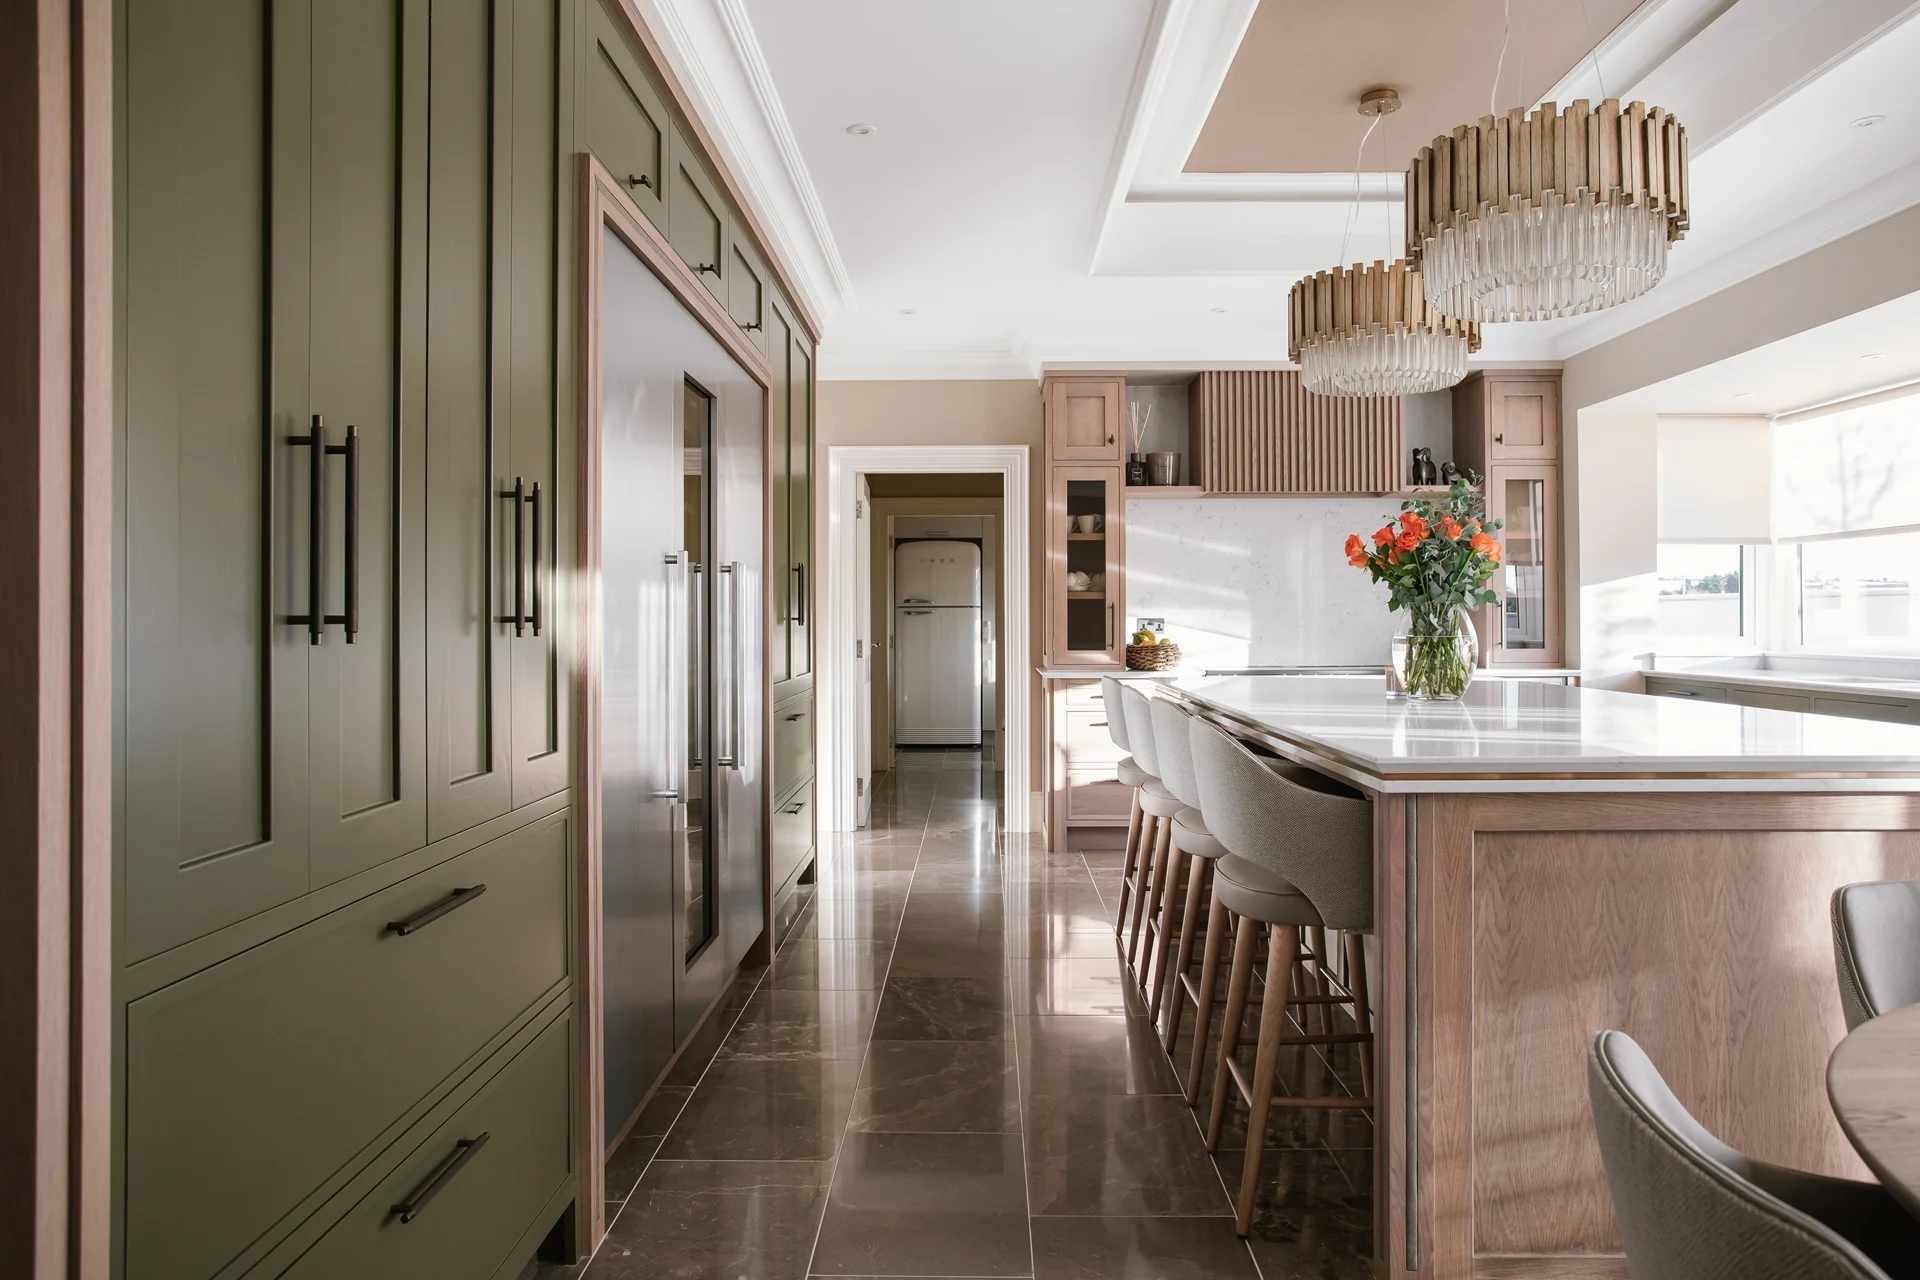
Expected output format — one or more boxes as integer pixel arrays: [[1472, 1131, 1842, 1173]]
[[582, 0, 670, 226], [120, 0, 429, 959], [425, 0, 569, 842], [728, 235, 770, 357], [668, 122, 730, 300], [768, 293, 813, 693]]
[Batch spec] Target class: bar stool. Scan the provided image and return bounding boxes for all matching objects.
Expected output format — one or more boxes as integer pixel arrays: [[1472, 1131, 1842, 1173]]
[[1189, 716, 1376, 1236], [1141, 697, 1227, 1038], [1100, 676, 1151, 940], [1118, 684, 1182, 979]]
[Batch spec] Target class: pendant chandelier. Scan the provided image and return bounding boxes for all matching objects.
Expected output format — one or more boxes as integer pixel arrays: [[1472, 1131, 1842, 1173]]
[[1288, 87, 1478, 397], [1406, 98, 1689, 323], [1289, 258, 1479, 396]]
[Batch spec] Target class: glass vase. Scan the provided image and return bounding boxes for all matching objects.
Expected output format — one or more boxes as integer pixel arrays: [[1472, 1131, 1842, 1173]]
[[1391, 608, 1478, 701]]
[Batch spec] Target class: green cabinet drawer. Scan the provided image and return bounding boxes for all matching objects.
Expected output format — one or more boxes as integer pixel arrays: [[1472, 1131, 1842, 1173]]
[[667, 122, 728, 300], [126, 814, 569, 1280], [773, 780, 814, 898], [583, 0, 668, 225], [279, 1010, 571, 1280], [774, 694, 814, 798]]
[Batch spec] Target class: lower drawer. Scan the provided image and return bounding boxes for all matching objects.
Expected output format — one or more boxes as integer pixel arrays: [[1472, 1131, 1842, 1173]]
[[1065, 766, 1132, 824], [774, 693, 815, 799], [279, 1009, 572, 1280], [126, 814, 569, 1280], [773, 781, 815, 895]]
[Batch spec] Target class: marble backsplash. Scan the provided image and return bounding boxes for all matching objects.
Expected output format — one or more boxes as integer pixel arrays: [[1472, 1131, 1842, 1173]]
[[1124, 495, 1401, 669]]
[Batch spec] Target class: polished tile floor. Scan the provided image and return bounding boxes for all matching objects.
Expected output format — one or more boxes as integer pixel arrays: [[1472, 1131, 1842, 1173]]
[[545, 748, 1372, 1279]]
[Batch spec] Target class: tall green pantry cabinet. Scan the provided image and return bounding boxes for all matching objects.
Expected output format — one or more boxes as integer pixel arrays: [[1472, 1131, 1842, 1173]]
[[116, 2, 574, 1277]]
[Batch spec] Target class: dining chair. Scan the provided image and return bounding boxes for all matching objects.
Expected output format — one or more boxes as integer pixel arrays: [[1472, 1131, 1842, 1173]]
[[1831, 879, 1920, 1030]]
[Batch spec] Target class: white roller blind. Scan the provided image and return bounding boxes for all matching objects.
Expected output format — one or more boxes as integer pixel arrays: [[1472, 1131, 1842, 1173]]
[[1774, 384, 1920, 541], [1656, 416, 1772, 543]]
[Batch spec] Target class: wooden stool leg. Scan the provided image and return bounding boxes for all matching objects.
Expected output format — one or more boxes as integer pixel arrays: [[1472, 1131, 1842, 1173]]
[[1307, 925, 1332, 1034], [1162, 854, 1211, 1050], [1146, 841, 1188, 1023], [1184, 890, 1229, 1105], [1236, 922, 1300, 1236], [1346, 931, 1374, 1102], [1129, 817, 1172, 976], [1124, 811, 1158, 963], [1113, 790, 1143, 938], [1206, 912, 1260, 1151]]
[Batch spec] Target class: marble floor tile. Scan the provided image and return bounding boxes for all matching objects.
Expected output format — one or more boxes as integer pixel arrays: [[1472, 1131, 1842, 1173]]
[[768, 939, 896, 990], [848, 1040, 1022, 1134], [659, 1057, 864, 1160], [871, 976, 1013, 1041], [908, 861, 1006, 893], [1025, 1094, 1232, 1217], [590, 1159, 832, 1280], [819, 843, 926, 871], [717, 988, 879, 1060], [601, 1132, 662, 1205], [791, 896, 909, 940], [810, 1132, 1032, 1277], [1214, 1148, 1373, 1280], [1016, 1014, 1183, 1097], [1029, 1216, 1257, 1279], [1005, 954, 1142, 1016]]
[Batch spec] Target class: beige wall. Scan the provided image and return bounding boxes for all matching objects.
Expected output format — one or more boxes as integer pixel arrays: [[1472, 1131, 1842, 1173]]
[[815, 380, 1045, 797], [1562, 204, 1920, 679]]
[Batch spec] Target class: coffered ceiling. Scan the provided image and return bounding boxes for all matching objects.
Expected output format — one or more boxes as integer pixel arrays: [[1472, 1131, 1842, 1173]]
[[634, 0, 1920, 378], [1189, 0, 1646, 174]]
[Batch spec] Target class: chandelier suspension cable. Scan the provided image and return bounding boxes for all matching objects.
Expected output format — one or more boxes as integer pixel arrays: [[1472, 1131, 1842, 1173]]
[[1338, 112, 1382, 270], [1489, 0, 1512, 118], [1576, 0, 1608, 100]]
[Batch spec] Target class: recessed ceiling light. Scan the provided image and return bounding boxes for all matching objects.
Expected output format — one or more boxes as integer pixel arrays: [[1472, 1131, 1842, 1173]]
[[1862, 351, 1888, 361], [1733, 391, 1756, 400], [1210, 307, 1228, 314], [1851, 115, 1887, 129], [897, 308, 916, 315], [845, 123, 877, 136]]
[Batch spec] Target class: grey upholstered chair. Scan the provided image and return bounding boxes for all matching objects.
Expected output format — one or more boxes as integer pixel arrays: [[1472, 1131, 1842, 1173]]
[[1100, 676, 1153, 946], [1588, 1029, 1920, 1280], [1118, 684, 1181, 976], [1831, 879, 1920, 1030], [1143, 698, 1228, 1038], [1188, 715, 1375, 1236]]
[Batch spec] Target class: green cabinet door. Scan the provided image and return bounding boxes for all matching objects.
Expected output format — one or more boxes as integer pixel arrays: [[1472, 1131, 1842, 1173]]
[[768, 299, 794, 685], [120, 0, 432, 952], [583, 0, 669, 227], [728, 235, 770, 357], [667, 121, 730, 301], [789, 334, 813, 679], [428, 0, 568, 842]]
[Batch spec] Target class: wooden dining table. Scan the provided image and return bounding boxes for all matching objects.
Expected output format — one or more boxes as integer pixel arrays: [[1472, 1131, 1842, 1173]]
[[1828, 1001, 1920, 1219]]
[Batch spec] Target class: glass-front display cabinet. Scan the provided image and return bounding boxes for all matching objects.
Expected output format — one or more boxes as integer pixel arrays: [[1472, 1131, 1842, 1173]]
[[1483, 463, 1561, 665], [1046, 466, 1124, 666]]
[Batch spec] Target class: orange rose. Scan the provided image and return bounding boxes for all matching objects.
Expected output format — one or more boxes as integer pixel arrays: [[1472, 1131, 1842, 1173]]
[[1440, 517, 1463, 539], [1372, 526, 1394, 547], [1395, 530, 1421, 552], [1344, 534, 1365, 558], [1470, 532, 1502, 563], [1399, 512, 1427, 536], [1348, 553, 1369, 568]]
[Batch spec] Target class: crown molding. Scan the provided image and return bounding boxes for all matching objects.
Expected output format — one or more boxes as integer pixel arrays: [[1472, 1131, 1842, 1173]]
[[629, 0, 856, 324]]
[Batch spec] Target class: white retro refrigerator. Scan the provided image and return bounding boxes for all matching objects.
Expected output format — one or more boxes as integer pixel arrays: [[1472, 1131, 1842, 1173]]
[[893, 540, 983, 745]]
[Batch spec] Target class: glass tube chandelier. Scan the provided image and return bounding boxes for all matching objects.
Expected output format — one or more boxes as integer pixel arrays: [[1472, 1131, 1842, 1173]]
[[1289, 258, 1479, 396], [1406, 99, 1690, 323]]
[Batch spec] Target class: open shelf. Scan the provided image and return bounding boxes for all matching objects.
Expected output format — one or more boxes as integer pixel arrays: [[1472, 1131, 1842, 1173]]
[[1066, 591, 1105, 600], [1125, 485, 1204, 499], [1065, 532, 1106, 541]]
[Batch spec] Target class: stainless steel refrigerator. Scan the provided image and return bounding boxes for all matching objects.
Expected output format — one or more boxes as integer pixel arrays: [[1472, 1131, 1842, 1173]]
[[596, 226, 764, 1149], [893, 540, 983, 746]]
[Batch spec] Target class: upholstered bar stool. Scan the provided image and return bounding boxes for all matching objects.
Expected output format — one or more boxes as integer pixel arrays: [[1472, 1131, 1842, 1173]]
[[1142, 697, 1228, 1036], [1118, 684, 1182, 980], [1101, 676, 1152, 942], [1831, 879, 1920, 1029], [1189, 716, 1376, 1236]]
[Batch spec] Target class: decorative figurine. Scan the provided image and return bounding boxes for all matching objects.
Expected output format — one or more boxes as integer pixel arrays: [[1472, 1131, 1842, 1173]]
[[1440, 460, 1462, 485], [1411, 447, 1439, 486]]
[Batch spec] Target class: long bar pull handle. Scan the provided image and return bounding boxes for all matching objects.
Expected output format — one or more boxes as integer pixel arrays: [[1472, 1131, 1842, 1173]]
[[715, 562, 738, 768], [289, 416, 329, 645], [502, 477, 527, 636], [336, 426, 359, 642], [731, 561, 744, 772], [793, 563, 806, 626], [386, 884, 487, 936], [1108, 602, 1116, 649], [529, 481, 543, 637], [663, 552, 691, 802], [391, 1133, 490, 1224]]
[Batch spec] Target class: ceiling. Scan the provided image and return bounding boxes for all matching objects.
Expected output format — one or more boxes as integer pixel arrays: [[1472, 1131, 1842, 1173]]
[[1188, 0, 1644, 173], [643, 0, 1920, 378]]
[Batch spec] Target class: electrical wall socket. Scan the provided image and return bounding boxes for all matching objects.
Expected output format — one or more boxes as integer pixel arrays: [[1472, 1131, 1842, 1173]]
[[1136, 617, 1165, 632]]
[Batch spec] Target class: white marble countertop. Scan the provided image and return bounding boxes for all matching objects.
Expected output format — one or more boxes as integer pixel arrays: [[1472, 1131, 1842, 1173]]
[[1169, 674, 1920, 794], [1036, 667, 1176, 681], [1649, 667, 1920, 701]]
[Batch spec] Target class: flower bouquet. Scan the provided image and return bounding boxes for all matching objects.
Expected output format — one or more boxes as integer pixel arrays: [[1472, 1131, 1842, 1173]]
[[1344, 478, 1504, 700]]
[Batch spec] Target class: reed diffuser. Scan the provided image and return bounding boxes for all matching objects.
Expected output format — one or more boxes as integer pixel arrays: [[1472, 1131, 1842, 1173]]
[[1126, 402, 1149, 487]]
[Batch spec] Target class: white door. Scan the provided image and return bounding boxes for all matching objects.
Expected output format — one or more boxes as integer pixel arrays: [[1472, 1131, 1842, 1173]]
[[854, 477, 873, 826]]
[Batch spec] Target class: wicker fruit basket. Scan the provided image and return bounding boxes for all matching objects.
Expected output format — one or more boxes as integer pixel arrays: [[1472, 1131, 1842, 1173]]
[[1125, 643, 1181, 672]]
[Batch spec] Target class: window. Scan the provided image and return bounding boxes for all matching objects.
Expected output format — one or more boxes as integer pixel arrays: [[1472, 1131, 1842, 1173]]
[[1658, 544, 1745, 641], [1798, 530, 1920, 651]]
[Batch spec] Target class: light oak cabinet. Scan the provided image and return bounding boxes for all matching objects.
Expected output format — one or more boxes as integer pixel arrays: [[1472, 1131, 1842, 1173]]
[[1453, 371, 1566, 666], [1187, 370, 1403, 495], [1042, 369, 1127, 668], [1046, 375, 1126, 463]]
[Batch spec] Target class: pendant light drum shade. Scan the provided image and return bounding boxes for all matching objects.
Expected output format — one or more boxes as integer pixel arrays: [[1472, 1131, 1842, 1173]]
[[1406, 99, 1689, 323], [1288, 258, 1480, 396]]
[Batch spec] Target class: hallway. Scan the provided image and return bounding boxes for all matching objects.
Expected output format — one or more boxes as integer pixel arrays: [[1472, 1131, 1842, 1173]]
[[546, 748, 1372, 1278]]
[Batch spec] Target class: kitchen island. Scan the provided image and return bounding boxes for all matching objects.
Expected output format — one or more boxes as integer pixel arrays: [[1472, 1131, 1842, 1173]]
[[1167, 675, 1920, 1280]]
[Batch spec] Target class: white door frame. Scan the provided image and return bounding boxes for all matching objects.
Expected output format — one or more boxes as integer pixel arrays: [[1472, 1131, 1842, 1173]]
[[824, 445, 1030, 832]]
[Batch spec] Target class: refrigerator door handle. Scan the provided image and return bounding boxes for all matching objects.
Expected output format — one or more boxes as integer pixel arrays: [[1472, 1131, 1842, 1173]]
[[715, 562, 741, 769], [658, 551, 693, 801]]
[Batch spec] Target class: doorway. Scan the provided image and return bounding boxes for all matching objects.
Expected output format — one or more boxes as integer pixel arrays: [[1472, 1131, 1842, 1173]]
[[825, 447, 1031, 834]]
